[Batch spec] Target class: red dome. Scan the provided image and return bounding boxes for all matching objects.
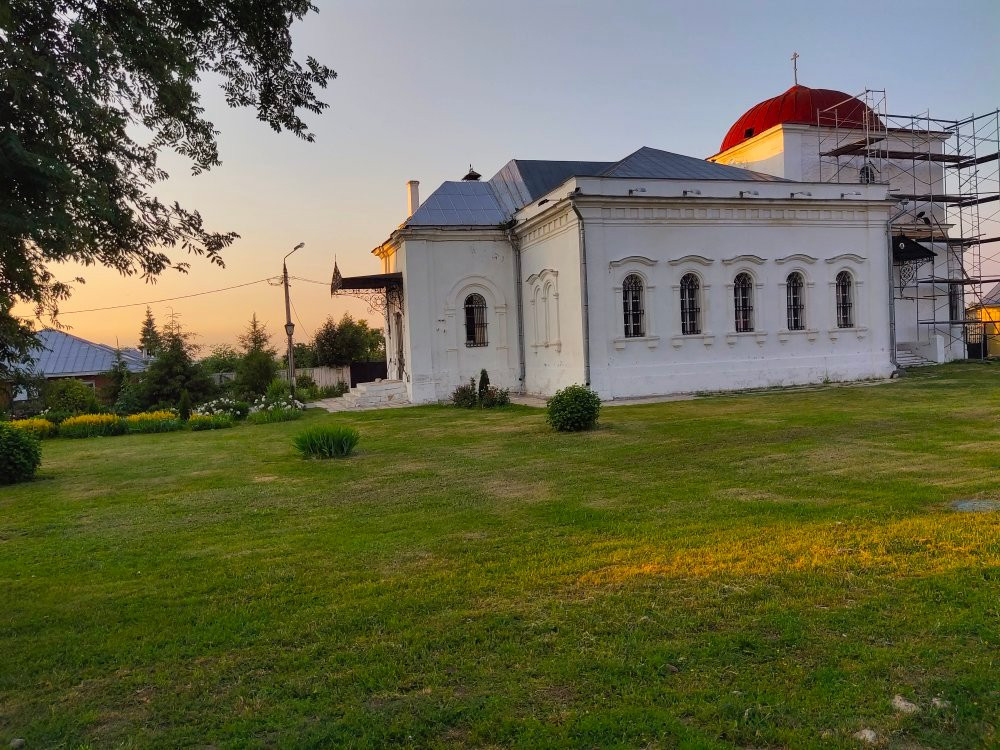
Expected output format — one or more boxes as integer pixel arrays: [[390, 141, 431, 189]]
[[719, 85, 878, 153]]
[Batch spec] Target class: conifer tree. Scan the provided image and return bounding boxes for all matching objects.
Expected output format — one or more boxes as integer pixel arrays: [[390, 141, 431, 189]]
[[138, 307, 162, 357]]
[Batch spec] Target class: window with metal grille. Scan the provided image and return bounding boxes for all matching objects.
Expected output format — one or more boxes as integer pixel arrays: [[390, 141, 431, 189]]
[[836, 271, 854, 328], [680, 273, 701, 335], [622, 274, 645, 337], [734, 273, 754, 332], [949, 283, 962, 323], [464, 293, 488, 346], [786, 272, 805, 330]]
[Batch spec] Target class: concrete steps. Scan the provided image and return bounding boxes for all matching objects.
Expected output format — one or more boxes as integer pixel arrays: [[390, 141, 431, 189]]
[[896, 348, 935, 368], [314, 379, 410, 412]]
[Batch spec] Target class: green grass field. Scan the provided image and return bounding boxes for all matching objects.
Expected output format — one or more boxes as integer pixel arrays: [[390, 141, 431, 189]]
[[2, 364, 999, 749]]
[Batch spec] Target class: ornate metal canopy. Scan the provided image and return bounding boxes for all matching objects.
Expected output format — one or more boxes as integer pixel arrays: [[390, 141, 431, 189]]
[[330, 262, 403, 315]]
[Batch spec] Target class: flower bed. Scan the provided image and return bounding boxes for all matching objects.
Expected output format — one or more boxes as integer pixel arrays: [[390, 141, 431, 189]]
[[58, 414, 127, 438], [10, 418, 58, 439], [126, 411, 183, 434], [246, 394, 305, 424], [189, 414, 234, 431], [195, 397, 249, 421]]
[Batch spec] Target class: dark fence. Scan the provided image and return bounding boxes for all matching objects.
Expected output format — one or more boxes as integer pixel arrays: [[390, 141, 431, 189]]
[[349, 361, 388, 387]]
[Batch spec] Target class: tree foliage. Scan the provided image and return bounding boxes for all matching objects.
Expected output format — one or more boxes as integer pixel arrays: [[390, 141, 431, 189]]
[[142, 320, 212, 406], [235, 314, 277, 396], [313, 314, 385, 367], [200, 344, 241, 374], [238, 313, 275, 356], [0, 0, 336, 381]]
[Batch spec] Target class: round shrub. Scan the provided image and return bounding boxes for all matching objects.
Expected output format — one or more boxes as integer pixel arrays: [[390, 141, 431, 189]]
[[10, 418, 58, 439], [45, 379, 100, 414], [480, 385, 511, 408], [0, 422, 42, 484], [546, 385, 601, 432], [451, 378, 478, 408]]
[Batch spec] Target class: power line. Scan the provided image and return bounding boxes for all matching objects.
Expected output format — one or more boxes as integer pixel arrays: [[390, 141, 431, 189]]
[[59, 277, 279, 314]]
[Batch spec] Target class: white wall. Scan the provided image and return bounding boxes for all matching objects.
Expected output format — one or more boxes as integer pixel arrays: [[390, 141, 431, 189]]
[[392, 231, 519, 403]]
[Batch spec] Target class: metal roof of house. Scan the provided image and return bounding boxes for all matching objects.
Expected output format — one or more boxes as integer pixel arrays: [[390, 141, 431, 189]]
[[981, 282, 1000, 306], [601, 146, 787, 182], [405, 181, 509, 227], [404, 146, 789, 228], [30, 329, 148, 377]]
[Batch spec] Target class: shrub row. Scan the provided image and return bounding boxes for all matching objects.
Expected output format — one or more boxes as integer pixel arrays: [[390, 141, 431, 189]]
[[14, 410, 235, 439], [452, 370, 511, 409]]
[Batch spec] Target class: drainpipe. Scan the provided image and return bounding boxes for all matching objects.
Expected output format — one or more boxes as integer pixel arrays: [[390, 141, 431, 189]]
[[570, 200, 591, 386], [886, 201, 911, 372], [504, 221, 526, 391]]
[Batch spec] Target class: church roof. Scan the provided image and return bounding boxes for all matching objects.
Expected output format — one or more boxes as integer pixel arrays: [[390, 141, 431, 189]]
[[602, 146, 785, 182], [30, 328, 148, 377], [406, 147, 785, 228], [719, 85, 880, 153]]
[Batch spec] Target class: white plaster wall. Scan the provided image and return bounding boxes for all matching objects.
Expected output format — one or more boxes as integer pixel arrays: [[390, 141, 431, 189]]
[[578, 201, 895, 399], [395, 233, 519, 403], [518, 212, 587, 395]]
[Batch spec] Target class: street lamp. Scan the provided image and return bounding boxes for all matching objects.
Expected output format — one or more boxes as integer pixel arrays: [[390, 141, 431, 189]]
[[283, 242, 304, 398]]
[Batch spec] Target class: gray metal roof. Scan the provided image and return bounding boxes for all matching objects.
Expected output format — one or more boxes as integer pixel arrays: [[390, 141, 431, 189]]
[[406, 145, 789, 228], [405, 181, 508, 227], [489, 159, 614, 215], [30, 329, 149, 377], [601, 146, 787, 182], [981, 282, 1000, 306]]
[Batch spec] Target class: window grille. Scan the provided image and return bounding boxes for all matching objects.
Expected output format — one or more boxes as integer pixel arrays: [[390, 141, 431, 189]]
[[622, 274, 645, 337], [680, 273, 701, 335], [786, 272, 805, 330], [948, 283, 962, 323], [734, 273, 754, 332], [836, 271, 854, 328], [464, 293, 488, 346]]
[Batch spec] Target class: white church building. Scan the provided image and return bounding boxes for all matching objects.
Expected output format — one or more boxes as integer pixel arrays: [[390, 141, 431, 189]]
[[335, 84, 965, 404]]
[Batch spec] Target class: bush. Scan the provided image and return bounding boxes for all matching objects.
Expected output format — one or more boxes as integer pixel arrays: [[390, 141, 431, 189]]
[[0, 422, 42, 484], [45, 379, 100, 414], [480, 385, 511, 408], [296, 374, 316, 390], [126, 410, 183, 434], [293, 425, 360, 459], [246, 407, 302, 425], [195, 397, 249, 420], [546, 385, 601, 432], [10, 418, 58, 439], [112, 381, 145, 415], [318, 382, 349, 398], [178, 389, 192, 421], [189, 414, 234, 431], [59, 413, 127, 438], [266, 378, 290, 401], [38, 408, 73, 424], [478, 369, 490, 402], [451, 378, 478, 408]]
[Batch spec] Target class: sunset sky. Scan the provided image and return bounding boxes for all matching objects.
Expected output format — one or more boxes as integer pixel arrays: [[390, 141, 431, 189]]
[[26, 0, 1000, 352]]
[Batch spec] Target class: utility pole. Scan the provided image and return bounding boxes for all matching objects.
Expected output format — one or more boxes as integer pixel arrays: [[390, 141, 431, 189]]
[[283, 242, 304, 398]]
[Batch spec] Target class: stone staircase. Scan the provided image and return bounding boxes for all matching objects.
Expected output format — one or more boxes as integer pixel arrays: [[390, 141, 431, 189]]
[[895, 348, 935, 368], [314, 379, 410, 412]]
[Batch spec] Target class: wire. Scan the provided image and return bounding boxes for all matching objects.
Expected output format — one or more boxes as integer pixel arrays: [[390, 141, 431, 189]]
[[59, 276, 280, 314], [290, 275, 330, 286], [290, 299, 309, 338]]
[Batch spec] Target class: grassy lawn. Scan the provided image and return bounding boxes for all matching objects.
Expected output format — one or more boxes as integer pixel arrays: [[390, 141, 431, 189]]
[[2, 364, 999, 749]]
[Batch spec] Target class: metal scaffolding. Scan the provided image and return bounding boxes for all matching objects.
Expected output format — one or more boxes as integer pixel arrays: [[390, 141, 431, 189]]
[[816, 92, 1000, 358]]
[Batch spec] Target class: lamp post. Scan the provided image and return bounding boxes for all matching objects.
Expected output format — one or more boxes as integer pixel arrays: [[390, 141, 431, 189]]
[[283, 242, 304, 398]]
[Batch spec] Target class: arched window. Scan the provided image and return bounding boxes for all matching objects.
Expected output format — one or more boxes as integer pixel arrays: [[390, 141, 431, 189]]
[[734, 272, 754, 332], [680, 273, 701, 335], [622, 274, 645, 337], [836, 271, 854, 328], [786, 272, 805, 331], [464, 293, 488, 346]]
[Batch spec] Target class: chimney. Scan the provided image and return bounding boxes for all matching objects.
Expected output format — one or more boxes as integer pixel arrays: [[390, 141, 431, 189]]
[[407, 180, 420, 216]]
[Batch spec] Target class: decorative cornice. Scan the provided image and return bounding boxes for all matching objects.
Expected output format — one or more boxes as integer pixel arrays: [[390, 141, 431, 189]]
[[609, 255, 657, 268], [668, 254, 714, 267], [826, 253, 866, 264], [526, 268, 559, 285], [722, 254, 767, 266], [775, 253, 818, 265]]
